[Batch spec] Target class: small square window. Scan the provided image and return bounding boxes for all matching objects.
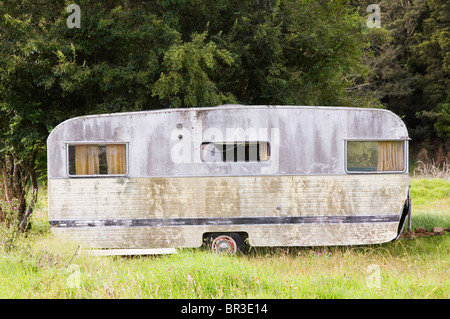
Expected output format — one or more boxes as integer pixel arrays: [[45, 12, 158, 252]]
[[346, 141, 404, 172], [201, 142, 270, 162], [68, 144, 127, 176]]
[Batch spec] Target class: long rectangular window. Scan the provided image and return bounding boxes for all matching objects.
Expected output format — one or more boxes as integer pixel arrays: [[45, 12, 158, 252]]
[[68, 144, 127, 176], [201, 142, 270, 162], [346, 141, 405, 172]]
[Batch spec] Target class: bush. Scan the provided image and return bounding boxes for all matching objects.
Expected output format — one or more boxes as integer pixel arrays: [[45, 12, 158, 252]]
[[0, 199, 23, 253]]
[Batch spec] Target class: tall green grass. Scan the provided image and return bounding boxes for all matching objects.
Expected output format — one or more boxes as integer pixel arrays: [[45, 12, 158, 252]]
[[1, 238, 448, 298], [410, 178, 450, 207], [0, 178, 448, 299], [409, 178, 450, 229]]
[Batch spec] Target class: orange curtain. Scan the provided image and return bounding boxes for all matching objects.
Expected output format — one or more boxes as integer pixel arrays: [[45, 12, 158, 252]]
[[75, 145, 99, 175], [377, 141, 404, 171], [106, 144, 126, 174], [259, 142, 270, 161]]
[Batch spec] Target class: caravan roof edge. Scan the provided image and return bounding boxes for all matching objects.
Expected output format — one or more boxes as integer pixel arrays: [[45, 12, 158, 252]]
[[47, 105, 408, 142]]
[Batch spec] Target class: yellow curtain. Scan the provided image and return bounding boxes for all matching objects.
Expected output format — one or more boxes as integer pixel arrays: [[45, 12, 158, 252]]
[[259, 142, 270, 161], [75, 145, 99, 175], [377, 141, 404, 171], [106, 144, 126, 174]]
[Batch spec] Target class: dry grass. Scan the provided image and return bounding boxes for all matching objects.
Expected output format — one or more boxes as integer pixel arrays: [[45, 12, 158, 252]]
[[413, 160, 450, 181]]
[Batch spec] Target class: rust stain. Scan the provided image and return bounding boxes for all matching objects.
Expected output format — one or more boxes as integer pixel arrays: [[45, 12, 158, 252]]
[[48, 174, 408, 248]]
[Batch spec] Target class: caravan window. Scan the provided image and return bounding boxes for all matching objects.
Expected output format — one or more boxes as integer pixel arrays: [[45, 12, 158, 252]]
[[68, 144, 127, 176], [201, 142, 270, 162], [346, 141, 405, 172]]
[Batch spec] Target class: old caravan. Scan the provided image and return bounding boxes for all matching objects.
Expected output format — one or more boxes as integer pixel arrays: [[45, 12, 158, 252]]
[[47, 105, 411, 254]]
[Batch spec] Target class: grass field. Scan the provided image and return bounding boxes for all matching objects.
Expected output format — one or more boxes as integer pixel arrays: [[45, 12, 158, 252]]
[[0, 178, 448, 299]]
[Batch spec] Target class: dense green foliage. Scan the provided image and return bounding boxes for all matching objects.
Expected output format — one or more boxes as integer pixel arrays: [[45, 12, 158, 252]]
[[0, 0, 449, 229], [351, 0, 450, 155]]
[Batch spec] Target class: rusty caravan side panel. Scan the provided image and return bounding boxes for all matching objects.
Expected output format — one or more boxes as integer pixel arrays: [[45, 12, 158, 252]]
[[48, 174, 408, 248]]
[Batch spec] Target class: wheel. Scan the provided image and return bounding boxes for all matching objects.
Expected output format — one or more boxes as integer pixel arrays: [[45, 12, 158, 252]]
[[207, 233, 244, 255]]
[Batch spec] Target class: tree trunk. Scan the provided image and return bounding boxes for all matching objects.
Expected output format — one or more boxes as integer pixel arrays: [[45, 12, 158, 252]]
[[18, 155, 38, 232], [0, 151, 37, 232]]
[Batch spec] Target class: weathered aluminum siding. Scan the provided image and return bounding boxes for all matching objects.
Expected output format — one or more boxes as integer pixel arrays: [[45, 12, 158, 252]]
[[47, 105, 409, 178], [47, 105, 409, 248], [48, 174, 408, 248]]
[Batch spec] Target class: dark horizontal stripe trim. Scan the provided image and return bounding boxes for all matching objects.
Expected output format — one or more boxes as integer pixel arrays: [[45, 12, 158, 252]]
[[49, 215, 399, 228]]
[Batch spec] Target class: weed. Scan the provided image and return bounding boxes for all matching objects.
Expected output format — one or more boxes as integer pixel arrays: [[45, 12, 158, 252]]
[[0, 199, 23, 253], [413, 160, 450, 180]]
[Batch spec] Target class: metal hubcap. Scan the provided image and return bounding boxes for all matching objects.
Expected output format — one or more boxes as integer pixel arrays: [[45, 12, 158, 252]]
[[211, 235, 237, 254]]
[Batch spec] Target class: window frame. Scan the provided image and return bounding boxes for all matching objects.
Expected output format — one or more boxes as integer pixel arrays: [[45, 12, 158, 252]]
[[200, 141, 271, 163], [66, 142, 130, 178], [344, 139, 408, 174]]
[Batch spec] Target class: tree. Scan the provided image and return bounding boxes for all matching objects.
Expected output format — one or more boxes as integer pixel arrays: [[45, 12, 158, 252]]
[[350, 0, 449, 159], [152, 30, 236, 108], [411, 0, 450, 143]]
